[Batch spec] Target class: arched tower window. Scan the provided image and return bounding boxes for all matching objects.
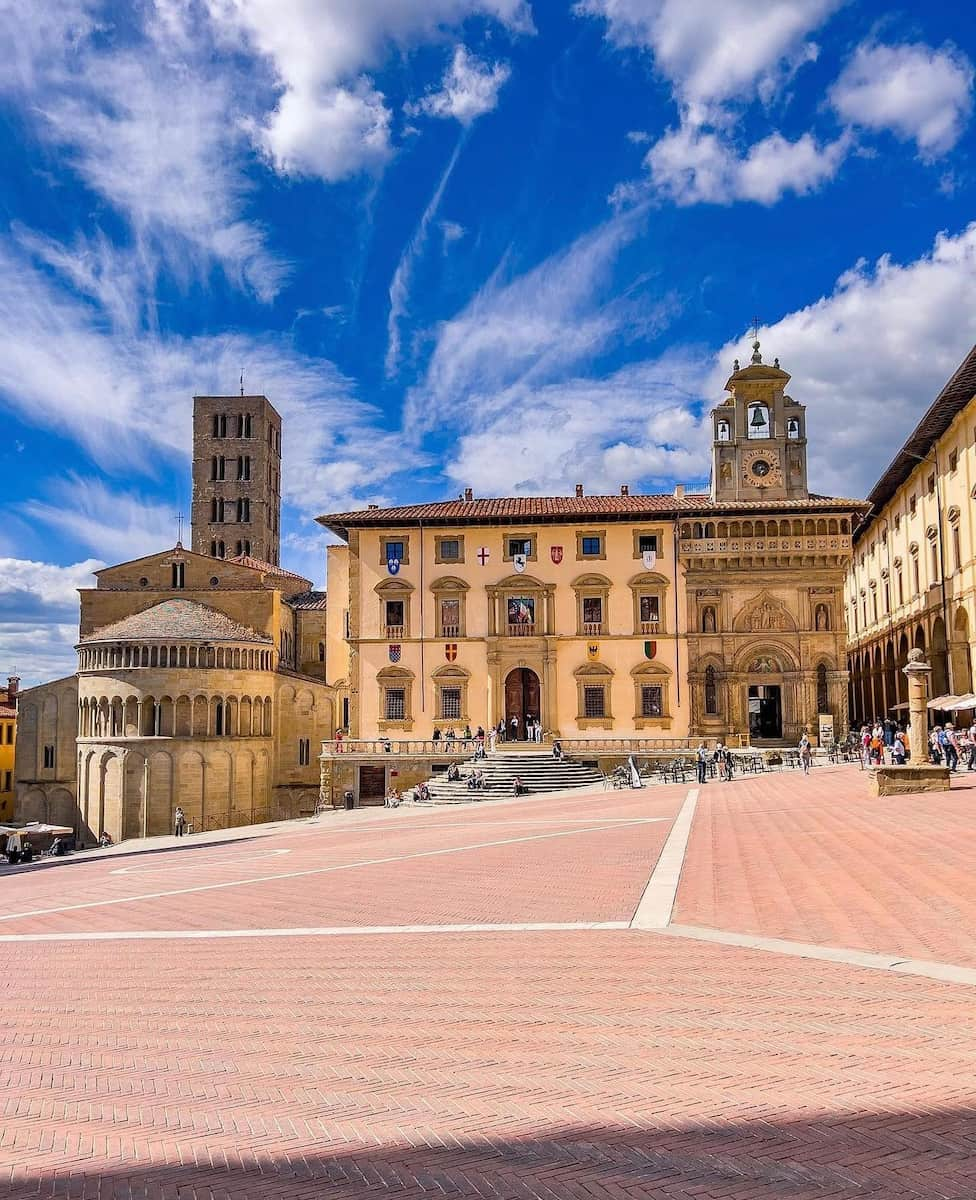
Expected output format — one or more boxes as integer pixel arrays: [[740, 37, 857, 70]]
[[747, 403, 770, 439]]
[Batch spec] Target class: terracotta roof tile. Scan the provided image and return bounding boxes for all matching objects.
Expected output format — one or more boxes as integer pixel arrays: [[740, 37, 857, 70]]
[[0, 703, 16, 719], [318, 491, 865, 532], [226, 554, 310, 582], [288, 590, 327, 611], [80, 599, 273, 645]]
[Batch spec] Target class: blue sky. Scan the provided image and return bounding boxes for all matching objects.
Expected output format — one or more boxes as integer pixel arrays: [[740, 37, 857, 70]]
[[2, 0, 976, 683]]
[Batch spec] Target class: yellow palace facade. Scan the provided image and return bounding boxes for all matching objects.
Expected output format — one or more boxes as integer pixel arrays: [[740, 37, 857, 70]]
[[320, 347, 862, 759]]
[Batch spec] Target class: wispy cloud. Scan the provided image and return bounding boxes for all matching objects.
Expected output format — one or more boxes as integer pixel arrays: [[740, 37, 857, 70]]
[[408, 45, 512, 126]]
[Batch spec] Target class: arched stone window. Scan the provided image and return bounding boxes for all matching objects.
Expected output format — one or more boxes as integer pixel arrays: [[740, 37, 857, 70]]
[[573, 662, 614, 728], [747, 403, 770, 439], [432, 665, 470, 724], [630, 661, 672, 729]]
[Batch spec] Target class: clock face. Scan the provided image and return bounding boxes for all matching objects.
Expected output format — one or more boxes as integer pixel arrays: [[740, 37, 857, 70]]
[[742, 449, 782, 488]]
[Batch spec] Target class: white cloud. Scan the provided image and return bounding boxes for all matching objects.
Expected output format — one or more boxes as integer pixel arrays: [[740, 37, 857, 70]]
[[409, 45, 511, 125], [445, 355, 710, 496], [2, 1, 287, 301], [708, 223, 976, 498], [0, 558, 102, 608], [407, 208, 658, 433], [205, 0, 531, 180], [576, 0, 840, 124], [646, 126, 850, 205], [830, 41, 974, 159], [0, 622, 81, 689], [441, 220, 465, 245]]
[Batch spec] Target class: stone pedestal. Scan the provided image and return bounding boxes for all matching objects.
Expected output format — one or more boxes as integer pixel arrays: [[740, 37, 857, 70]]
[[868, 765, 950, 796]]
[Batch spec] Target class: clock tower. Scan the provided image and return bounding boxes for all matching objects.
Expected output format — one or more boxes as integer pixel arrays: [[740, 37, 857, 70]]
[[710, 341, 808, 503]]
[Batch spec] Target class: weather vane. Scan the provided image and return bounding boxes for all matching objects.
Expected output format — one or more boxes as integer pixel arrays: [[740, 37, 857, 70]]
[[175, 511, 184, 546], [750, 315, 761, 341]]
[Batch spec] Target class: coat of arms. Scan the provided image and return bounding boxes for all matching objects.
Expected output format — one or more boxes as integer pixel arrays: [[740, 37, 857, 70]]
[[387, 557, 400, 575], [445, 643, 457, 662], [513, 553, 527, 573], [642, 549, 657, 570], [586, 642, 599, 661], [644, 641, 657, 660], [550, 546, 563, 564], [388, 644, 401, 663]]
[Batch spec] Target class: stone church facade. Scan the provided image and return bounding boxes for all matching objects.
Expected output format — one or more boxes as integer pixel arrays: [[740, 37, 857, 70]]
[[15, 395, 334, 843]]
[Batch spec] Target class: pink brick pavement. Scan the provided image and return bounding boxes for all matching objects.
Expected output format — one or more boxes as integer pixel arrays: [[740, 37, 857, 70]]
[[3, 771, 976, 1198], [675, 764, 976, 966]]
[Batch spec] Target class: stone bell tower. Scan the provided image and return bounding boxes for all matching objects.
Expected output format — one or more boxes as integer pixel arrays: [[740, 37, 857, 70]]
[[710, 341, 808, 503]]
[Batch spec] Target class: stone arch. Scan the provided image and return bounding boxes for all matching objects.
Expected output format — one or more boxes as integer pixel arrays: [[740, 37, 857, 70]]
[[147, 751, 173, 836], [232, 749, 254, 824], [732, 641, 799, 674], [175, 695, 192, 736], [123, 751, 147, 841], [931, 616, 949, 697], [20, 787, 47, 823], [952, 606, 973, 694], [177, 750, 204, 829]]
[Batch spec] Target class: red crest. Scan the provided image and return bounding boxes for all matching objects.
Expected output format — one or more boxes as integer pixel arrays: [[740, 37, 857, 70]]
[[389, 644, 401, 663], [445, 643, 458, 662], [550, 546, 563, 564]]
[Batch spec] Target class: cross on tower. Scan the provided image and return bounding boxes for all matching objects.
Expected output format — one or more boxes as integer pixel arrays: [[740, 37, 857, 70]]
[[750, 315, 761, 341], [175, 511, 185, 546]]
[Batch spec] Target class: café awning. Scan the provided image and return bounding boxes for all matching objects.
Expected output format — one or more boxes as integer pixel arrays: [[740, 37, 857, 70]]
[[927, 694, 961, 710], [947, 693, 976, 711]]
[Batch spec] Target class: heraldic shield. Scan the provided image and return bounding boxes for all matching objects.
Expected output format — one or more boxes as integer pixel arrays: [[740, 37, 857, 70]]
[[445, 643, 458, 662], [641, 549, 657, 571], [513, 553, 527, 573], [387, 557, 401, 575], [388, 644, 401, 663], [586, 642, 599, 661], [550, 546, 563, 564], [644, 640, 657, 659]]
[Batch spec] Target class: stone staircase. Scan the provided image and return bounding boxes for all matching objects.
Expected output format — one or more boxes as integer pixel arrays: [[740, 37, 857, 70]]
[[419, 749, 604, 804]]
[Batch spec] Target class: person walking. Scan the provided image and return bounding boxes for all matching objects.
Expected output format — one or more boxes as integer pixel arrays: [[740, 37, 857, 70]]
[[174, 806, 186, 837], [696, 742, 708, 785], [799, 734, 812, 775], [944, 724, 960, 772]]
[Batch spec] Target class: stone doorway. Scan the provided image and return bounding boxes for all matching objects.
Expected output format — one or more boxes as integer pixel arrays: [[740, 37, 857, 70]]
[[358, 765, 387, 806], [504, 667, 541, 740], [748, 684, 783, 740]]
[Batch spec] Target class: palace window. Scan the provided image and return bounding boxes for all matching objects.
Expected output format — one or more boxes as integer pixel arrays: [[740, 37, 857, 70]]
[[583, 686, 606, 718], [582, 596, 603, 631], [171, 562, 185, 589], [440, 687, 462, 720], [909, 494, 917, 516], [640, 595, 660, 625], [704, 668, 717, 716], [435, 536, 463, 564], [439, 597, 461, 638], [949, 448, 958, 473], [211, 540, 226, 559], [210, 455, 226, 480], [638, 534, 658, 555], [507, 536, 533, 559], [237, 498, 250, 523], [318, 642, 325, 663], [927, 473, 936, 496], [384, 599, 405, 630], [381, 538, 407, 566], [573, 574, 610, 636], [582, 537, 601, 556], [238, 413, 252, 438], [896, 568, 904, 607], [211, 498, 225, 522], [385, 688, 406, 721], [43, 744, 55, 769], [298, 738, 311, 766], [237, 456, 251, 480], [643, 684, 664, 718], [235, 539, 251, 557], [212, 413, 227, 438]]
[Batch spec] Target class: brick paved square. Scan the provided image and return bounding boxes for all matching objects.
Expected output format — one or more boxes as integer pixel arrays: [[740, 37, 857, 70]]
[[2, 770, 975, 1198]]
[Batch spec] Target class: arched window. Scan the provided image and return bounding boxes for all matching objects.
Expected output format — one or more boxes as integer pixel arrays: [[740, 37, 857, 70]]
[[237, 497, 250, 522], [817, 663, 829, 714], [704, 665, 718, 715], [786, 416, 800, 439], [747, 403, 770, 439], [318, 642, 325, 662], [716, 419, 730, 441]]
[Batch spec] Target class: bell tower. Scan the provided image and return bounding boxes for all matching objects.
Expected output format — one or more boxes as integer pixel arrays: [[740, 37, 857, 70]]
[[710, 341, 808, 503]]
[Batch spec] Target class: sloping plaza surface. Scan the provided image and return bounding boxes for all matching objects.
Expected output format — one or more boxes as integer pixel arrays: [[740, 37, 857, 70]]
[[2, 765, 975, 1198]]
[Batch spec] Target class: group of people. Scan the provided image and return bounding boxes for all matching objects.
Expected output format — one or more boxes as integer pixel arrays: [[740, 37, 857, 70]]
[[695, 741, 739, 783], [859, 722, 909, 766], [856, 718, 976, 771]]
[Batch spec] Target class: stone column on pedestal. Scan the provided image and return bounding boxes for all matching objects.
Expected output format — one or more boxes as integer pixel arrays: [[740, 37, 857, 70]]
[[868, 647, 949, 795], [904, 648, 931, 766]]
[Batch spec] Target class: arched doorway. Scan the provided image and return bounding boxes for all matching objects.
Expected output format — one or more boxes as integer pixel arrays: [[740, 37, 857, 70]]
[[504, 667, 540, 740]]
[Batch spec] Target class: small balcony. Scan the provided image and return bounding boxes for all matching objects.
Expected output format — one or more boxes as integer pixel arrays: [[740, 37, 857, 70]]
[[507, 622, 536, 637], [439, 624, 460, 638], [582, 622, 606, 637], [384, 625, 405, 639], [639, 620, 660, 635]]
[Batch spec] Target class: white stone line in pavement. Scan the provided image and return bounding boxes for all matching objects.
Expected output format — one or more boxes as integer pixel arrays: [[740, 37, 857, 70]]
[[0, 819, 644, 923], [629, 788, 700, 930], [659, 924, 976, 988], [0, 920, 630, 944]]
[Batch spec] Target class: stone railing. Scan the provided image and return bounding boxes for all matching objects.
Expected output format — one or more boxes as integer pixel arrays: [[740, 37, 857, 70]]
[[680, 535, 850, 556], [321, 733, 746, 758]]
